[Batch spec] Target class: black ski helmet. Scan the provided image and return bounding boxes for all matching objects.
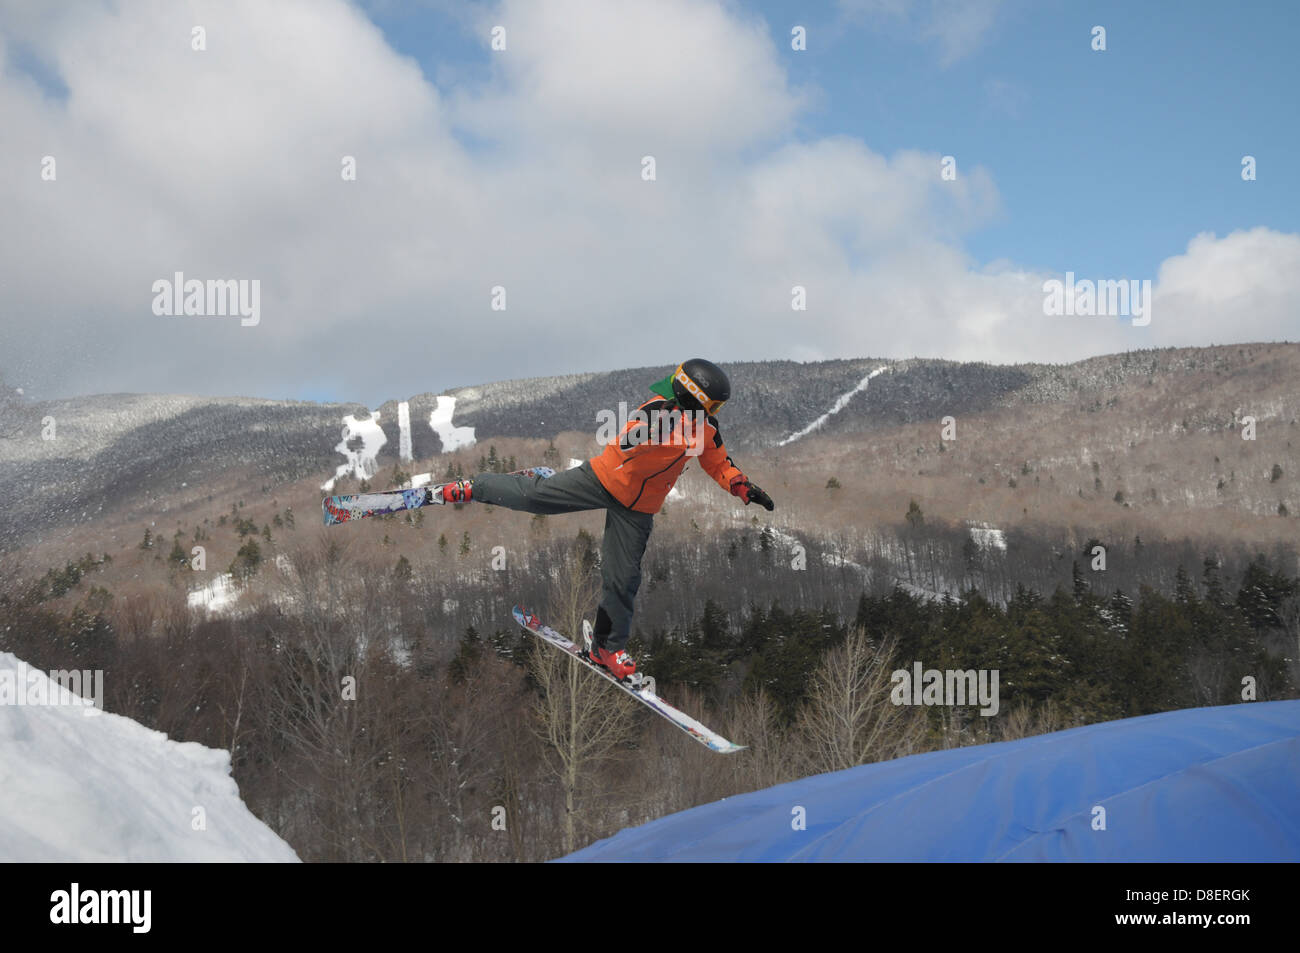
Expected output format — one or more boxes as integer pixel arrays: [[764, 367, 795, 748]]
[[650, 358, 731, 415]]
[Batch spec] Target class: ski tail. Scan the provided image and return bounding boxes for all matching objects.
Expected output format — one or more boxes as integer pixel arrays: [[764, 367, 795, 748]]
[[322, 486, 431, 525], [322, 465, 557, 525]]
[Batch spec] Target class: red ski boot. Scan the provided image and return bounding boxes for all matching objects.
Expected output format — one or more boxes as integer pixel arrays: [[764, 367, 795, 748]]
[[588, 636, 637, 681], [591, 645, 637, 681], [582, 618, 638, 681], [439, 480, 473, 503]]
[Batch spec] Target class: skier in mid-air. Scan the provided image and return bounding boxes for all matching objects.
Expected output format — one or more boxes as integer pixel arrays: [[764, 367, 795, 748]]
[[440, 359, 774, 681]]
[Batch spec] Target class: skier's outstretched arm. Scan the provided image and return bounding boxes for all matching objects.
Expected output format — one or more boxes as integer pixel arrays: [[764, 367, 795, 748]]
[[699, 419, 774, 511]]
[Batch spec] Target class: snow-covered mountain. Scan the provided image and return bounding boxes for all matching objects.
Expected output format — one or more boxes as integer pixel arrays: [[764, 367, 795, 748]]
[[1, 343, 1296, 548], [0, 653, 298, 862]]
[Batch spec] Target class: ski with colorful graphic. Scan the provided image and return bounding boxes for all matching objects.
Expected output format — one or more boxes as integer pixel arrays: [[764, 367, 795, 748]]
[[322, 466, 555, 525], [512, 605, 746, 754]]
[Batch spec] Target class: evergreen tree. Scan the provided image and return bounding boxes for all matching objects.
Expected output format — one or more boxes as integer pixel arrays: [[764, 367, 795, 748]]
[[699, 599, 731, 653], [229, 539, 262, 580], [1203, 557, 1227, 607], [962, 536, 981, 580], [1235, 556, 1297, 630], [1071, 561, 1090, 603], [1001, 585, 1069, 705], [1105, 589, 1133, 636], [1122, 588, 1194, 714], [449, 626, 482, 684]]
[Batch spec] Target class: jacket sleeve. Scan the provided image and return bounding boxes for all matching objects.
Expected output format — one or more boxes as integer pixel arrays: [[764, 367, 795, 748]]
[[698, 416, 744, 493]]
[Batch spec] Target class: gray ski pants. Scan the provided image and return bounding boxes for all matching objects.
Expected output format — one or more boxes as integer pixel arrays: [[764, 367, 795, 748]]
[[471, 462, 653, 651]]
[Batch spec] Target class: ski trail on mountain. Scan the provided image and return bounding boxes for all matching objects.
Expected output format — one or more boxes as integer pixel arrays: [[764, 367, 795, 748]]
[[430, 395, 476, 451], [778, 364, 893, 446]]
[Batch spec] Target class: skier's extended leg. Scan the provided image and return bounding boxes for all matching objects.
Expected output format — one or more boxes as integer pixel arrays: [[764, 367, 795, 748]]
[[467, 461, 614, 515]]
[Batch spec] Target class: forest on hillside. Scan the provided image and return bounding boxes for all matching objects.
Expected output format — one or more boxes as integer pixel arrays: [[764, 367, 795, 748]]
[[2, 508, 1295, 861]]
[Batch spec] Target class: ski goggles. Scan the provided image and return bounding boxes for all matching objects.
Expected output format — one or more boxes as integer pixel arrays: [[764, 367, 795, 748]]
[[650, 364, 726, 415]]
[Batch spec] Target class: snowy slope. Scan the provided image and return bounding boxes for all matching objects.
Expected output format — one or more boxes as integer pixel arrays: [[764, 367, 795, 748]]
[[0, 653, 298, 862], [778, 364, 893, 446]]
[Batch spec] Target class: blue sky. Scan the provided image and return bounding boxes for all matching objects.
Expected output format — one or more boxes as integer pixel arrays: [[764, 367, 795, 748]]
[[2, 0, 1297, 404], [366, 0, 1298, 282]]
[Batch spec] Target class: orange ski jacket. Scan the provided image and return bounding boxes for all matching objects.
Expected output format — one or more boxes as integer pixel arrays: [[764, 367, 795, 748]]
[[590, 398, 745, 514]]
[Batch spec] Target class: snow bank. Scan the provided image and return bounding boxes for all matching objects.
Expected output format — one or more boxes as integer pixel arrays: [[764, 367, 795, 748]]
[[0, 653, 298, 862], [187, 572, 240, 615], [968, 521, 1007, 551]]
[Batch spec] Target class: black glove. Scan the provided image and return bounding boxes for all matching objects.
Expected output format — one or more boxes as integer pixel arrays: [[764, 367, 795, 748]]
[[746, 482, 774, 511]]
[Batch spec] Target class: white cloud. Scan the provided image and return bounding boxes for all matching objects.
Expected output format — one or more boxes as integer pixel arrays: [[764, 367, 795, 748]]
[[1149, 228, 1300, 347], [0, 0, 1294, 406], [456, 0, 803, 157]]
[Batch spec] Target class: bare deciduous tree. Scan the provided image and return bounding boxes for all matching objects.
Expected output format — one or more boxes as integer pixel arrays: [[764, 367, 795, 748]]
[[727, 686, 796, 790], [992, 699, 1064, 742], [429, 659, 519, 861], [530, 646, 637, 856], [529, 536, 638, 856], [796, 629, 925, 774]]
